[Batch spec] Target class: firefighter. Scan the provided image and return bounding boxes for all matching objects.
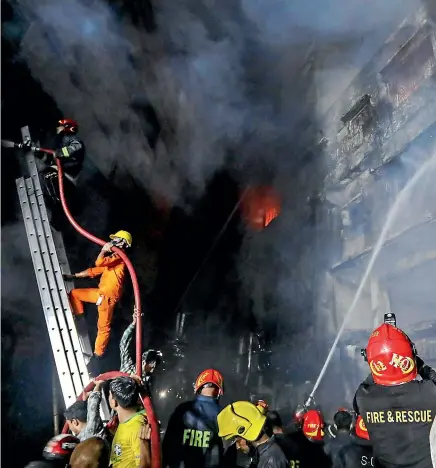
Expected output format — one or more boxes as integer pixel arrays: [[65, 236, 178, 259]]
[[264, 410, 306, 467], [42, 434, 80, 467], [218, 401, 288, 468], [354, 322, 436, 467], [286, 406, 332, 466], [63, 231, 132, 372], [29, 118, 85, 230], [24, 435, 80, 468], [222, 436, 254, 468], [299, 409, 332, 467], [33, 118, 85, 175], [335, 416, 377, 468], [324, 410, 353, 464], [325, 407, 352, 440], [255, 400, 269, 415], [162, 369, 224, 468], [222, 399, 269, 468]]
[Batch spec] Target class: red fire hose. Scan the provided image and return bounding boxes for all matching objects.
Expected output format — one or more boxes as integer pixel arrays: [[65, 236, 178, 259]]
[[61, 371, 128, 434], [40, 150, 161, 468]]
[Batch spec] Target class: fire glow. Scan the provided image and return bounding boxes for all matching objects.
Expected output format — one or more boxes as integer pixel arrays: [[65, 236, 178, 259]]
[[241, 186, 281, 231]]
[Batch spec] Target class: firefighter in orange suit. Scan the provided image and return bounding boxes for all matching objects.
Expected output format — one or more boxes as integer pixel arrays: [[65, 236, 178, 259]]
[[64, 230, 132, 362]]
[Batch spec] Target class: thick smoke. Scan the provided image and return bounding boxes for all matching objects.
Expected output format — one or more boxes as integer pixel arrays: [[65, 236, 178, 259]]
[[4, 0, 428, 416], [7, 0, 418, 202]]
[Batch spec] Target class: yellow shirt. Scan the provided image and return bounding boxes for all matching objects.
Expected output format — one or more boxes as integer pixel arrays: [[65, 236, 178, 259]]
[[110, 410, 145, 467]]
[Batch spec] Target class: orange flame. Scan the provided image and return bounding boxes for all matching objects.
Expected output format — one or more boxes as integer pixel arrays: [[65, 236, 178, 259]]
[[241, 186, 281, 231]]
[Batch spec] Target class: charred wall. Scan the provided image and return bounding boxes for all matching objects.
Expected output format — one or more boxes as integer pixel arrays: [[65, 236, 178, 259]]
[[237, 5, 436, 412], [304, 6, 436, 404]]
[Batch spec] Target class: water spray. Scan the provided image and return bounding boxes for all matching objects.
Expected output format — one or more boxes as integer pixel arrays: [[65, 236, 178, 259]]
[[306, 152, 436, 406]]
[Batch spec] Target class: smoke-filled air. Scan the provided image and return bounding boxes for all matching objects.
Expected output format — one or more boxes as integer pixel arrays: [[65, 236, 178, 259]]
[[2, 0, 436, 465]]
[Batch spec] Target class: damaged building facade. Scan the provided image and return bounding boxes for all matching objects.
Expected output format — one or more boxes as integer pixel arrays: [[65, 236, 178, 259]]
[[296, 5, 436, 408], [237, 5, 436, 413]]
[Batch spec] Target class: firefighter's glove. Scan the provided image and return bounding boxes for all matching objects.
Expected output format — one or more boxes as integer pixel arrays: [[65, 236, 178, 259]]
[[417, 355, 436, 383], [416, 355, 425, 372], [101, 242, 113, 253], [63, 273, 76, 281], [54, 149, 64, 159], [22, 140, 34, 148]]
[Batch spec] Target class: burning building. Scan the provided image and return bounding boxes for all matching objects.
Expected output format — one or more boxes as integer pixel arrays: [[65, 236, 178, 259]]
[[3, 2, 436, 458], [248, 4, 436, 411]]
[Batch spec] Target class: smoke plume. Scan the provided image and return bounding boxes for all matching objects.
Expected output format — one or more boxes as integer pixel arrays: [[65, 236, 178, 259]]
[[3, 0, 428, 417], [5, 0, 418, 202]]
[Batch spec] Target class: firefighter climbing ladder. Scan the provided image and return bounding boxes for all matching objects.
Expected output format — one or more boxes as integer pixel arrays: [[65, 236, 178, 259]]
[[15, 126, 92, 407]]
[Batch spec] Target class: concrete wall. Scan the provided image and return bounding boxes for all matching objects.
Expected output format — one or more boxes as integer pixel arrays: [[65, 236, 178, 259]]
[[235, 6, 436, 408], [293, 6, 436, 330], [303, 7, 436, 401]]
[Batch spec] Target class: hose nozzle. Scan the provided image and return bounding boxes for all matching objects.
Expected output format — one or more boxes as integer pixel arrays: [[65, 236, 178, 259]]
[[1, 140, 40, 152], [304, 395, 315, 408], [1, 139, 18, 148]]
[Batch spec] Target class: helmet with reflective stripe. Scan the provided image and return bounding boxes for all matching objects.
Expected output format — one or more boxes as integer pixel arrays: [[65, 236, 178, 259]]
[[194, 368, 224, 395], [110, 230, 133, 247], [364, 323, 417, 386], [43, 434, 80, 461], [302, 409, 324, 441], [355, 415, 370, 440], [58, 118, 78, 134], [218, 401, 266, 441]]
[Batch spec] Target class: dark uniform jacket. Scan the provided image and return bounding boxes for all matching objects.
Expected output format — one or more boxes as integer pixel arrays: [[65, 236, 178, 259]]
[[335, 435, 376, 468], [324, 430, 354, 466], [250, 438, 288, 468], [162, 395, 223, 468], [354, 370, 436, 468], [284, 428, 332, 467], [39, 134, 85, 178], [222, 442, 252, 468]]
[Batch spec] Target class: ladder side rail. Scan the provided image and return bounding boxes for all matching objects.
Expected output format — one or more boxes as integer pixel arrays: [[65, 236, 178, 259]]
[[21, 127, 90, 386], [53, 228, 94, 360], [52, 230, 74, 293], [28, 165, 93, 366], [28, 156, 93, 361], [16, 178, 78, 407], [24, 176, 89, 395]]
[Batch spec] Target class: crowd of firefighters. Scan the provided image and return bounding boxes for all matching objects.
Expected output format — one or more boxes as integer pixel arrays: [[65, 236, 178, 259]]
[[16, 120, 436, 467], [26, 319, 436, 468]]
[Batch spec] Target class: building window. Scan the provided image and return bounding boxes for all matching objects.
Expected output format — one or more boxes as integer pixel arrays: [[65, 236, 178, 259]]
[[380, 30, 436, 107]]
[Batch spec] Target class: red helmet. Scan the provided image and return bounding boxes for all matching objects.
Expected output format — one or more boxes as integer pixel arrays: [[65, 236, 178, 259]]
[[58, 118, 78, 133], [43, 434, 80, 461], [194, 369, 224, 395], [364, 324, 417, 386], [302, 409, 324, 441], [256, 399, 269, 413], [355, 416, 370, 440]]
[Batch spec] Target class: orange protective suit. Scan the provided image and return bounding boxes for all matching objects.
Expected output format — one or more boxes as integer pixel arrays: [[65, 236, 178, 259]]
[[70, 253, 125, 356]]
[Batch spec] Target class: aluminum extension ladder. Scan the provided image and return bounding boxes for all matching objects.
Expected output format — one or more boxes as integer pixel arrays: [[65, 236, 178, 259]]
[[15, 126, 93, 408]]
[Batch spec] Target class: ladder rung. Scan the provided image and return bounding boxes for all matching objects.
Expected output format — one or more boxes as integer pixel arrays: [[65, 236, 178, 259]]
[[17, 126, 93, 408]]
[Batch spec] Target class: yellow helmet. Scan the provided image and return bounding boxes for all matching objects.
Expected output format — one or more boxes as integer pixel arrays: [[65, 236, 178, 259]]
[[109, 230, 132, 247], [218, 401, 266, 442]]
